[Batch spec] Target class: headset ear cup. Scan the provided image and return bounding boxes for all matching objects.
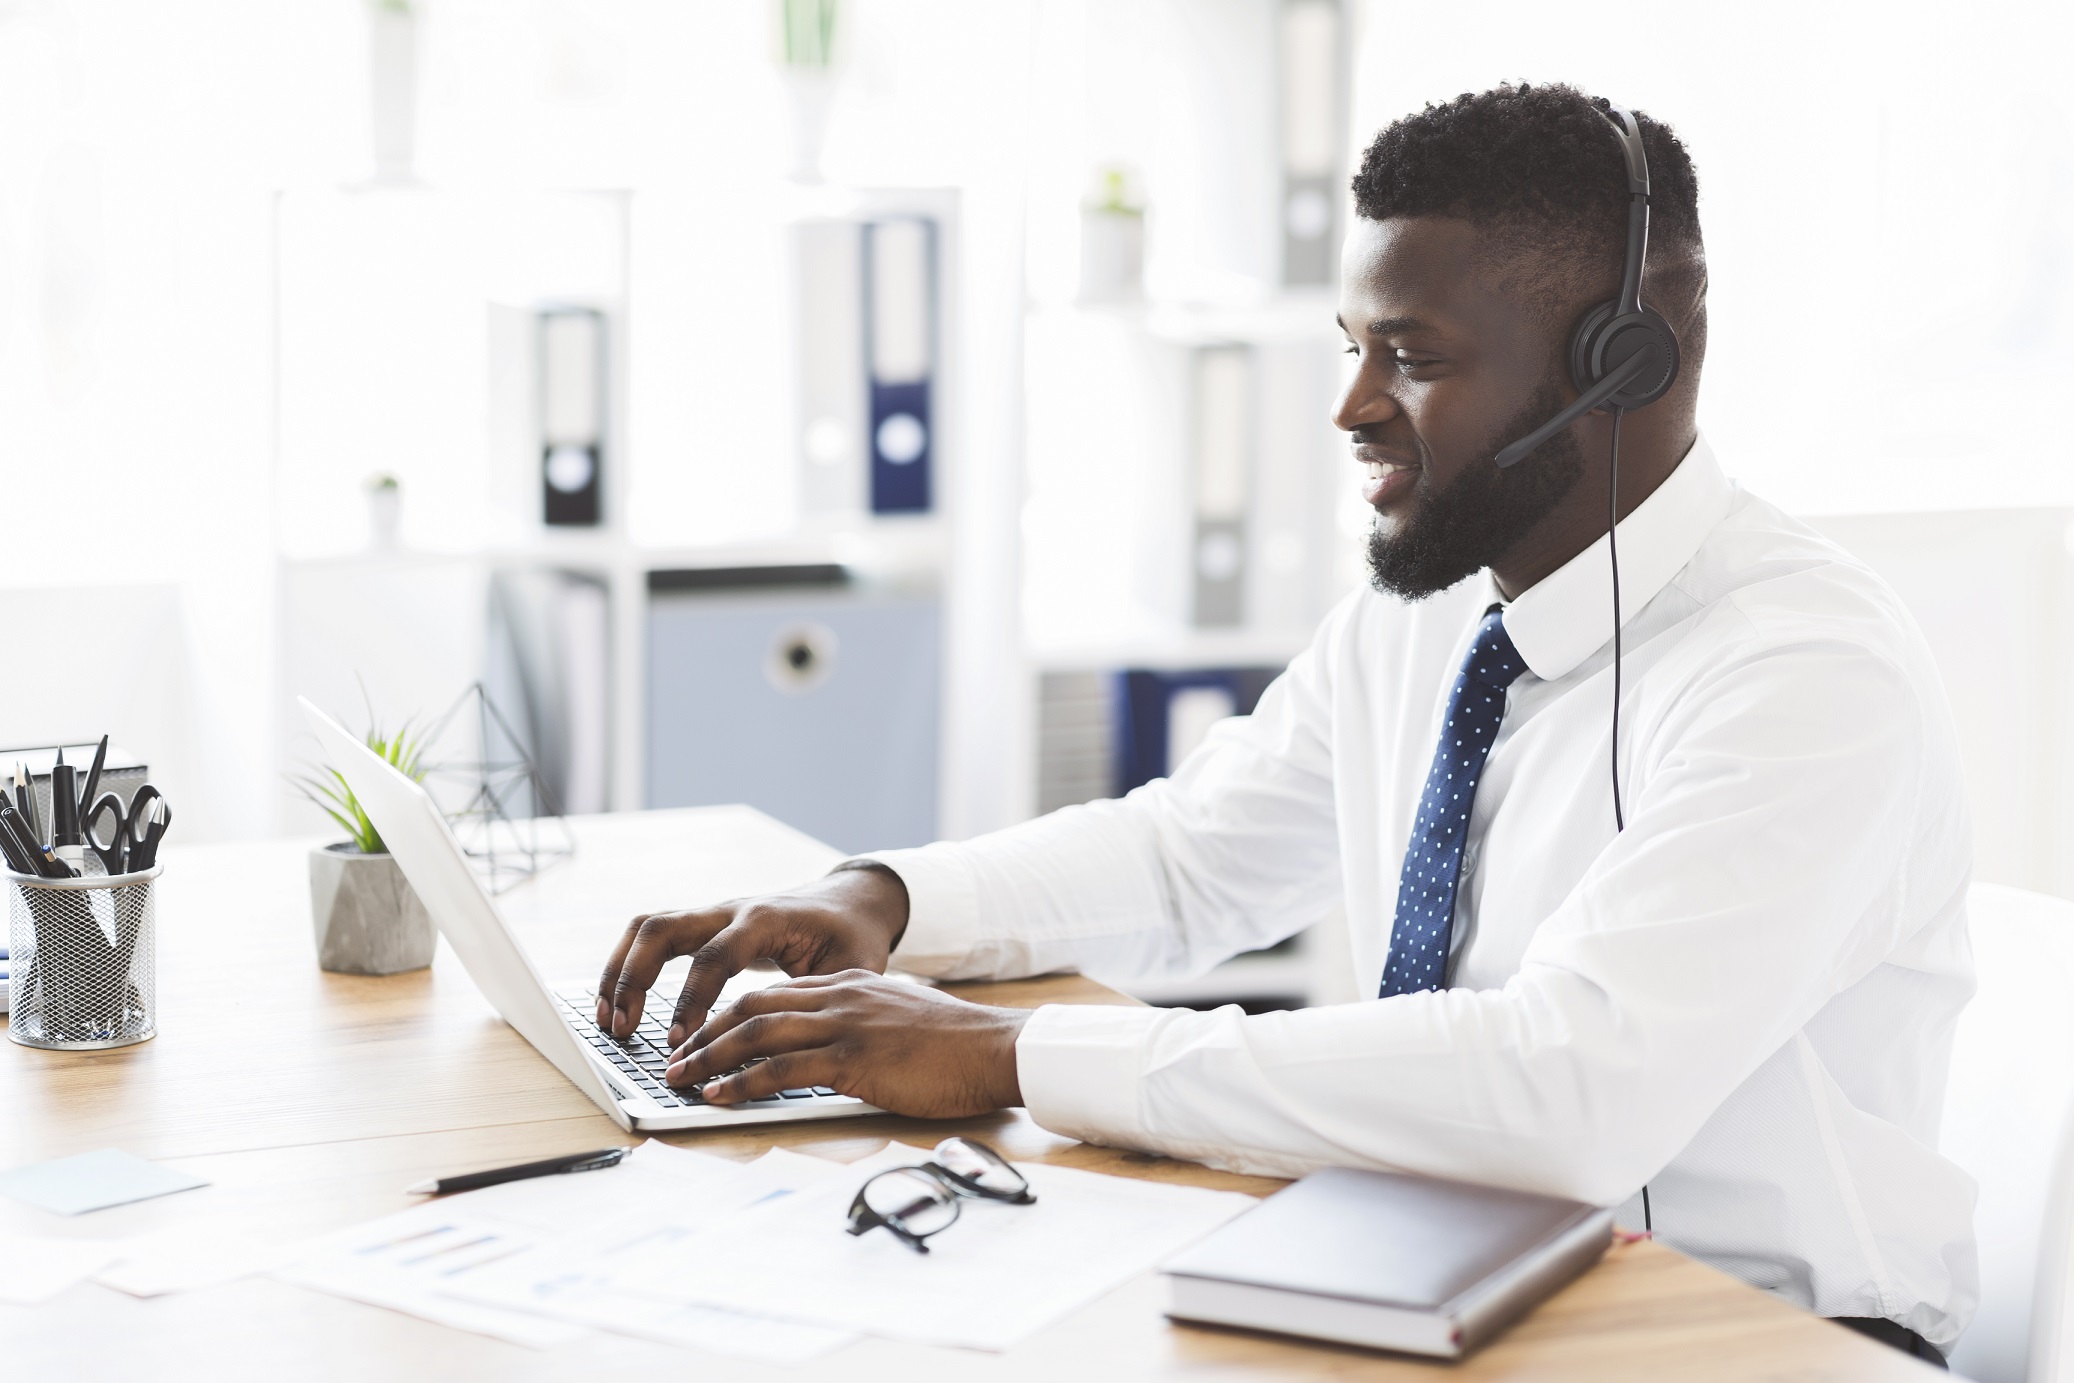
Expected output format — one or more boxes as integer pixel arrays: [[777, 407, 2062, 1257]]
[[1570, 302, 1680, 410]]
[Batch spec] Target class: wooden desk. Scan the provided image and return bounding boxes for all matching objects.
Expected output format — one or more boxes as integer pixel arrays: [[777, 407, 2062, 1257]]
[[1, 808, 1933, 1379]]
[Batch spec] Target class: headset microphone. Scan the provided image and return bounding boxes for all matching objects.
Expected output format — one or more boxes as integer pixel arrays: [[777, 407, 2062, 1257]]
[[1489, 102, 1678, 1237], [1489, 351, 1652, 469]]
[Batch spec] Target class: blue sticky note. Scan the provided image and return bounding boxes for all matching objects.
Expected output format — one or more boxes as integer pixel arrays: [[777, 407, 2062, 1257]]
[[0, 1148, 210, 1216]]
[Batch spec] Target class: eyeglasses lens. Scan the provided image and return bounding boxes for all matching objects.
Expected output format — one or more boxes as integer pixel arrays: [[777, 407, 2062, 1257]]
[[934, 1137, 1027, 1197], [862, 1169, 958, 1238]]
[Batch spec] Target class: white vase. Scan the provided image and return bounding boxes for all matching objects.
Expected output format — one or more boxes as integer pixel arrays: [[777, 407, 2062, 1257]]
[[785, 69, 836, 184], [367, 5, 420, 184], [308, 843, 434, 975], [367, 484, 401, 549], [1079, 207, 1146, 304]]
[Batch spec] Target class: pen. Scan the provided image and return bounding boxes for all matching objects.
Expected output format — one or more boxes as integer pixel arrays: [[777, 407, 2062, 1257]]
[[405, 1146, 633, 1196], [78, 735, 108, 822], [12, 762, 38, 845], [0, 803, 38, 875], [48, 757, 83, 875], [0, 799, 81, 999], [0, 797, 67, 878]]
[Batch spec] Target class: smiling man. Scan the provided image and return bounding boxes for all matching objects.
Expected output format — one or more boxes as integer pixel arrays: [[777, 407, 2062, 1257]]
[[599, 84, 1975, 1362]]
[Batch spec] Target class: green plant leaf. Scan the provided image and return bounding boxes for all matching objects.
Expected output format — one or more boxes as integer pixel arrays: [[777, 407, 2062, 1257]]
[[288, 699, 434, 854]]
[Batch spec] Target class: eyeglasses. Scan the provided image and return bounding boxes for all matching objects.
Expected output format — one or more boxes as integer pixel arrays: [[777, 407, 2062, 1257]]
[[845, 1137, 1035, 1254]]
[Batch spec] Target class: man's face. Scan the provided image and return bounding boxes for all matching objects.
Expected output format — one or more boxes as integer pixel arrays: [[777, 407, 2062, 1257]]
[[1334, 217, 1585, 600]]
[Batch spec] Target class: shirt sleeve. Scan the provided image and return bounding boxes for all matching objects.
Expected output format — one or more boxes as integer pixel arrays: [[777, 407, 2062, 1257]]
[[866, 601, 1352, 986], [1011, 626, 1940, 1206]]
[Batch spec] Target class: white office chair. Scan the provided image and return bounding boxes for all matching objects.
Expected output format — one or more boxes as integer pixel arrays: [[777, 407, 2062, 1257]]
[[1940, 883, 2074, 1383]]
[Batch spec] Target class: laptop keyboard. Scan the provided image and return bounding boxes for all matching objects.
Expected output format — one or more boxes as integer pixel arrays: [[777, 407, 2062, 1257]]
[[554, 989, 842, 1111]]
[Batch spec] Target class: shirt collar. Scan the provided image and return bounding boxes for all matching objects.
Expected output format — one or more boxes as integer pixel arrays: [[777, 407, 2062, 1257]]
[[1489, 433, 1733, 681]]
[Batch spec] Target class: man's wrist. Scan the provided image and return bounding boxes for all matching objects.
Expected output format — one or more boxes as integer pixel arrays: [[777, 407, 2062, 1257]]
[[827, 858, 910, 951], [990, 1007, 1031, 1108]]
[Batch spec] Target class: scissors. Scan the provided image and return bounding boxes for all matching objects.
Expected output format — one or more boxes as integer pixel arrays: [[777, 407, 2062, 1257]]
[[84, 785, 171, 875]]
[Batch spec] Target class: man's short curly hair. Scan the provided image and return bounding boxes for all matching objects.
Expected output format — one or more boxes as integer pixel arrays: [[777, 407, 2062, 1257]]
[[1351, 83, 1705, 330]]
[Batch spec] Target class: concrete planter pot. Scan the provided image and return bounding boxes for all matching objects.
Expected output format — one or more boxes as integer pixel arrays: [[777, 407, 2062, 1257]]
[[308, 843, 434, 975]]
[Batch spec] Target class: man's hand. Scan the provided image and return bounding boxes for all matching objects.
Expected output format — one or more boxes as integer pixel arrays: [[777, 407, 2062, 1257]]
[[594, 863, 909, 1047], [666, 971, 1029, 1119]]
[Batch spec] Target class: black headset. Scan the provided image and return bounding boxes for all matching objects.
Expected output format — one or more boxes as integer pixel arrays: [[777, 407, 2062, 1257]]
[[1491, 105, 1680, 470], [1488, 103, 1676, 1234]]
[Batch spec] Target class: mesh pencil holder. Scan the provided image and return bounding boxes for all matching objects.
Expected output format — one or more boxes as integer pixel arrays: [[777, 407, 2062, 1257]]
[[5, 865, 160, 1050]]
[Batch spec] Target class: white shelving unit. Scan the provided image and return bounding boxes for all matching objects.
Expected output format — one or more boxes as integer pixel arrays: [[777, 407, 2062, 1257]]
[[267, 176, 1006, 847], [1014, 0, 1361, 1012]]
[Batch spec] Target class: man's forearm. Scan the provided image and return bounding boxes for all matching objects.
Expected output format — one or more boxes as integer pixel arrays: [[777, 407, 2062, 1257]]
[[868, 794, 1334, 984]]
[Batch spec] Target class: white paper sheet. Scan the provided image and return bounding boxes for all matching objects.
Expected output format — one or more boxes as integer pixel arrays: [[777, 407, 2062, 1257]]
[[0, 1148, 209, 1216], [98, 1226, 294, 1297], [275, 1206, 594, 1348], [275, 1140, 859, 1360], [554, 1142, 1259, 1351], [437, 1145, 859, 1364], [0, 1234, 126, 1304], [454, 1280, 854, 1364]]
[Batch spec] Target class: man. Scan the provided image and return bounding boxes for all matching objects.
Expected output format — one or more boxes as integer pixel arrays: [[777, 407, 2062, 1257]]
[[599, 84, 1974, 1361]]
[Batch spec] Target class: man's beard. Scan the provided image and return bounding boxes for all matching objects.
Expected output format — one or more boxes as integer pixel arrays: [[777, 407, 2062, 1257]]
[[1365, 380, 1587, 600]]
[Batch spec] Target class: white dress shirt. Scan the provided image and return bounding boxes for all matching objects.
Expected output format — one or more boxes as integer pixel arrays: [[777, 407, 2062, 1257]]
[[870, 437, 1978, 1346]]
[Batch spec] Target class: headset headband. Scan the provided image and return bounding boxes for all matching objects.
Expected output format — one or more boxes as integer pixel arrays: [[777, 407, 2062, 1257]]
[[1604, 106, 1650, 318]]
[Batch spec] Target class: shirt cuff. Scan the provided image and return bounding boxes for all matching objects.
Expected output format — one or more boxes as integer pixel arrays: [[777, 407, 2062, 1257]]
[[1014, 1002, 1170, 1148], [861, 842, 981, 975]]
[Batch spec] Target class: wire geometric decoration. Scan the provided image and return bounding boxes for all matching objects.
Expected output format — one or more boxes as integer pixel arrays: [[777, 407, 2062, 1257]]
[[421, 682, 575, 894]]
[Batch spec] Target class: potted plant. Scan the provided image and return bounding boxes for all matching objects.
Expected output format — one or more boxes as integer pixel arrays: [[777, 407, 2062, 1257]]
[[297, 720, 436, 975]]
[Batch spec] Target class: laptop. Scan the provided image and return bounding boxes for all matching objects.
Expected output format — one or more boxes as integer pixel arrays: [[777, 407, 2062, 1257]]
[[302, 697, 882, 1132]]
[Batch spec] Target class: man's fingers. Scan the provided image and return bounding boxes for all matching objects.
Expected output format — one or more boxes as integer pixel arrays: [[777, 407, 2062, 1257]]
[[594, 915, 656, 1027], [756, 968, 874, 991], [605, 907, 729, 1037], [667, 1011, 834, 1088], [667, 912, 779, 1045], [670, 977, 847, 1059], [688, 1049, 839, 1105]]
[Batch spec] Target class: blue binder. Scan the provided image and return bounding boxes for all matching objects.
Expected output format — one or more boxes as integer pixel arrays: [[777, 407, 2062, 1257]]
[[1116, 667, 1283, 795], [864, 218, 937, 515]]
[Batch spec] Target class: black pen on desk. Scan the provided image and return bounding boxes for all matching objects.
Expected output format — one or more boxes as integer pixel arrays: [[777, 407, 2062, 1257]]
[[405, 1146, 633, 1196]]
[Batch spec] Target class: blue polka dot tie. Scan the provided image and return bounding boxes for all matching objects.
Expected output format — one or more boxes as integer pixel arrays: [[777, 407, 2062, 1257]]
[[1379, 607, 1528, 997]]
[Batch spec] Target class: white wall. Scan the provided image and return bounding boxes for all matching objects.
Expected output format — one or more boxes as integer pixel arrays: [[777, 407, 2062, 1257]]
[[1810, 509, 2074, 901], [0, 0, 330, 839], [0, 584, 197, 817]]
